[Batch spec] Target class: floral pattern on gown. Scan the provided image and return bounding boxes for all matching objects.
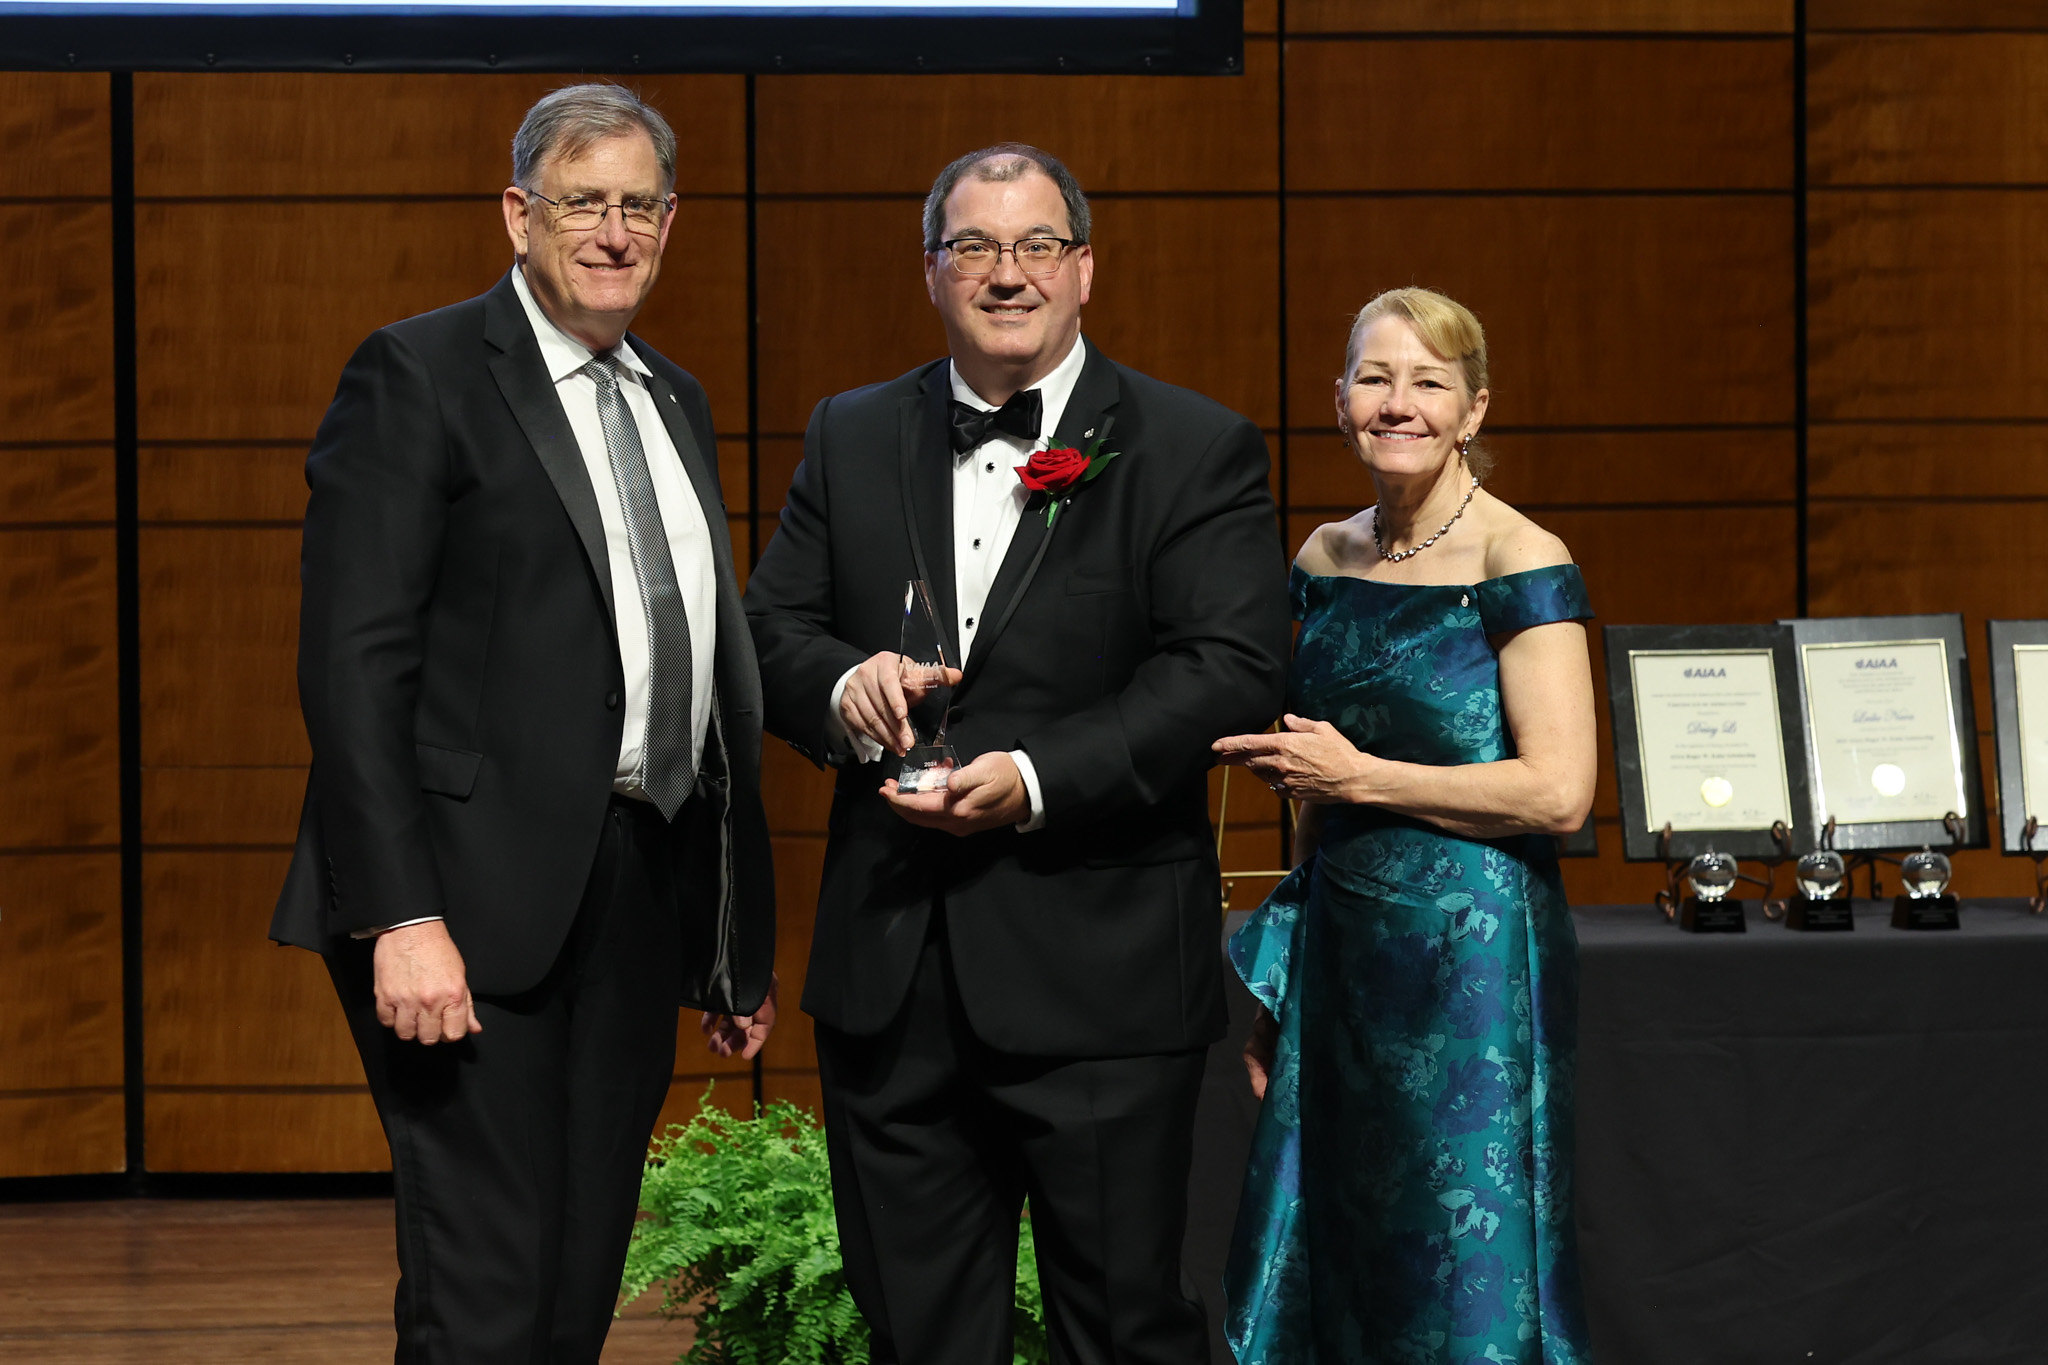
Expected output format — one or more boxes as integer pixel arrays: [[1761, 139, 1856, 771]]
[[1226, 564, 1595, 1365]]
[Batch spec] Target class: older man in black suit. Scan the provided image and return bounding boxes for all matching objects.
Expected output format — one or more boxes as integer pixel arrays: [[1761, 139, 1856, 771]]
[[271, 84, 775, 1364], [745, 144, 1290, 1365]]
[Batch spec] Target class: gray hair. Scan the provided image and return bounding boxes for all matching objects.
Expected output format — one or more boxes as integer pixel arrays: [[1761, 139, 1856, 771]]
[[921, 144, 1091, 251], [512, 83, 677, 195]]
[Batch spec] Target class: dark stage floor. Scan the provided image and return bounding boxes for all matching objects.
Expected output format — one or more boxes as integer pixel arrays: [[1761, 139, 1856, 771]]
[[0, 1198, 692, 1363]]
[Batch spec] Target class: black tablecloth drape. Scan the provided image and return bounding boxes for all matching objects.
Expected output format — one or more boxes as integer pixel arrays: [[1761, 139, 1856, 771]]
[[1185, 900, 2048, 1365]]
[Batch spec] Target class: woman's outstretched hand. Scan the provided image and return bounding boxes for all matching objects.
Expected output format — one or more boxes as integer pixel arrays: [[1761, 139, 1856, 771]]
[[1213, 714, 1370, 805], [1243, 1005, 1278, 1101]]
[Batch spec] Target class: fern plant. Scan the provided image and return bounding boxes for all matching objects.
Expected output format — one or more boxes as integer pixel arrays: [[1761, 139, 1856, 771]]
[[623, 1089, 1048, 1365]]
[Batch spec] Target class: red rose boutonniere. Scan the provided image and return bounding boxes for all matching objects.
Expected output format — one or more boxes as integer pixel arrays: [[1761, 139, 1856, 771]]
[[1015, 435, 1121, 527]]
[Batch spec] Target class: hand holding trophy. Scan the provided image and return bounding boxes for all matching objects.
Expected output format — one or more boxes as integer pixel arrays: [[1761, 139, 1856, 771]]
[[896, 579, 960, 794]]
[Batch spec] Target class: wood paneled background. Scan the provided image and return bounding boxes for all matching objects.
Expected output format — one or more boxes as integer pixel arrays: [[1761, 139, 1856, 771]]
[[2, 0, 2042, 1175]]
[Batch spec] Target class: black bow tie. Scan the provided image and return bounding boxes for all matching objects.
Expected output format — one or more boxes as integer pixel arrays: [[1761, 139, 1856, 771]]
[[949, 389, 1042, 455]]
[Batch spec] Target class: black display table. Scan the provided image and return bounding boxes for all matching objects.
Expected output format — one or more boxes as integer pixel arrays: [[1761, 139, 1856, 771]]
[[1184, 900, 2048, 1365]]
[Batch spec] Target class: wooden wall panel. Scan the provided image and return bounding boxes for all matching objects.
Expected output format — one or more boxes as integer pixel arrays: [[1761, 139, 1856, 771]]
[[1289, 0, 1792, 32], [0, 1095, 125, 1178], [1808, 0, 2048, 28], [762, 740, 835, 836], [0, 854, 124, 1089], [1808, 190, 2048, 421], [0, 850, 124, 1176], [133, 201, 747, 443], [143, 853, 355, 1088], [765, 835, 827, 1073], [619, 198, 751, 430], [133, 73, 745, 198], [1808, 497, 2048, 696], [139, 528, 303, 769], [0, 206, 116, 444], [0, 73, 109, 198], [1287, 39, 1792, 191], [138, 447, 305, 523], [146, 1093, 387, 1173], [0, 528, 121, 850], [1809, 424, 2048, 500], [1809, 35, 2048, 186], [3, 446, 116, 526], [755, 40, 1279, 194], [1288, 429, 1797, 511], [143, 766, 306, 848], [755, 196, 1279, 435], [0, 75, 121, 1180], [1285, 195, 1795, 429]]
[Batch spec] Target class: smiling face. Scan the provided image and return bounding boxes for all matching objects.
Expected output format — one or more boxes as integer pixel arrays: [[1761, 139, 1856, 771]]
[[502, 129, 674, 351], [923, 167, 1093, 398], [1339, 314, 1489, 480]]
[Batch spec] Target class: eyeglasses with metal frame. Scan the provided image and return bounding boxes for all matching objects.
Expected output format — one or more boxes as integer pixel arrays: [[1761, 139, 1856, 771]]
[[526, 190, 672, 237], [938, 236, 1078, 277]]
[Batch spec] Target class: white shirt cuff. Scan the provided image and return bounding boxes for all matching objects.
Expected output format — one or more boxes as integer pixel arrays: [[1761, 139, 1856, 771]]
[[350, 916, 444, 940], [827, 665, 885, 766], [1010, 749, 1046, 832]]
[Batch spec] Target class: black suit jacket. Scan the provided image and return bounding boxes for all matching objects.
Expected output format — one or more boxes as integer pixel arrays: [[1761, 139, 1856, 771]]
[[271, 271, 774, 1014], [744, 343, 1289, 1056]]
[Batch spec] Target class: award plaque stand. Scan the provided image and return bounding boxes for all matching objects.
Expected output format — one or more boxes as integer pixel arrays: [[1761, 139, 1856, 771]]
[[1774, 824, 1852, 931], [2022, 817, 2048, 916], [1654, 824, 1792, 934], [1786, 894, 1854, 931], [1680, 895, 1747, 933], [1891, 892, 1960, 931]]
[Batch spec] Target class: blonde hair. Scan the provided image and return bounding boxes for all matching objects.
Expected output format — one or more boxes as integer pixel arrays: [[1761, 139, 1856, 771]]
[[1341, 287, 1492, 478]]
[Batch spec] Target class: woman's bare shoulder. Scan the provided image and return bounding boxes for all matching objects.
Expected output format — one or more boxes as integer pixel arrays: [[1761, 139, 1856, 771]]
[[1295, 513, 1373, 577], [1477, 496, 1574, 579]]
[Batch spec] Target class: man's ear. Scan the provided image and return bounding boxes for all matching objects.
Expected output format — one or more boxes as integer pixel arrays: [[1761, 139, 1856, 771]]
[[502, 187, 531, 258]]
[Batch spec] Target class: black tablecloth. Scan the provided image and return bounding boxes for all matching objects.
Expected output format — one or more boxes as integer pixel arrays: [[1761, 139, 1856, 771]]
[[1184, 900, 2048, 1365]]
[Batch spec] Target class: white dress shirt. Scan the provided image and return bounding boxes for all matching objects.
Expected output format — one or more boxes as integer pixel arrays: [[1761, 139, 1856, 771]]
[[826, 336, 1091, 832], [357, 271, 718, 938], [513, 265, 717, 794]]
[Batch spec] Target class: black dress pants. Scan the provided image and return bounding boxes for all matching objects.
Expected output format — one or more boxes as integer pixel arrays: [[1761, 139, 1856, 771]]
[[816, 918, 1210, 1365], [328, 796, 683, 1365]]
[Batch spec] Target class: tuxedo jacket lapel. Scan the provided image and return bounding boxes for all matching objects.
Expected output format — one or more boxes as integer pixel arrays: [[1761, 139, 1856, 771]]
[[900, 368, 962, 668], [961, 343, 1122, 684], [484, 278, 617, 629]]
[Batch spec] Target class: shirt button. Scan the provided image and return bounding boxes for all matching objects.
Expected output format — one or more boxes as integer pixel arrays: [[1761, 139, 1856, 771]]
[[985, 462, 995, 472], [605, 691, 620, 710], [973, 538, 982, 548], [966, 616, 976, 628]]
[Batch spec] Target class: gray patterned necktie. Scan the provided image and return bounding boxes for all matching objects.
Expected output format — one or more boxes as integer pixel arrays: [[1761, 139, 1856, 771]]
[[589, 352, 694, 819]]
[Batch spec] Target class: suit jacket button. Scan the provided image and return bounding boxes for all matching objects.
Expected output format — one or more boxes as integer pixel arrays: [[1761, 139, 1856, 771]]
[[605, 691, 621, 710]]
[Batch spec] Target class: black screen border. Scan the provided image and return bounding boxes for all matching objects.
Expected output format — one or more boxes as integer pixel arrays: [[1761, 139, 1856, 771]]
[[0, 0, 1242, 74]]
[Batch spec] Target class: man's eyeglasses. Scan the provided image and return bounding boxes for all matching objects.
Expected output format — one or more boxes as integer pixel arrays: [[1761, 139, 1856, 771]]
[[938, 236, 1077, 277], [528, 191, 671, 237]]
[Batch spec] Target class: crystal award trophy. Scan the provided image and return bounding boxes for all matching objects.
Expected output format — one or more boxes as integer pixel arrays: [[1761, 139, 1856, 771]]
[[1892, 846, 1960, 930], [1787, 848, 1853, 931], [895, 579, 958, 795], [1680, 847, 1746, 932]]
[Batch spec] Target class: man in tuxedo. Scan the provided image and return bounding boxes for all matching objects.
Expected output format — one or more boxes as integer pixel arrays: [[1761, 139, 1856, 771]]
[[270, 84, 775, 1364], [744, 144, 1290, 1364]]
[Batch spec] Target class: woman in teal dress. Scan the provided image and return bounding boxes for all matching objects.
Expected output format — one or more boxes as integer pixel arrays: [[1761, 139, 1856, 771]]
[[1214, 288, 1597, 1364]]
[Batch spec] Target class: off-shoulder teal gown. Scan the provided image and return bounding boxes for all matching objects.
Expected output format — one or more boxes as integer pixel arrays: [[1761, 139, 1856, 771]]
[[1226, 564, 1595, 1365]]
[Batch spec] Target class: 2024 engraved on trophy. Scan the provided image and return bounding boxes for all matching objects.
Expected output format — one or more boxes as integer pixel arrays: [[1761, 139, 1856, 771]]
[[895, 579, 959, 795]]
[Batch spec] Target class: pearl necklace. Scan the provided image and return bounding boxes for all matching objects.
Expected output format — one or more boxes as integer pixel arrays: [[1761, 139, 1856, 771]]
[[1373, 474, 1479, 563]]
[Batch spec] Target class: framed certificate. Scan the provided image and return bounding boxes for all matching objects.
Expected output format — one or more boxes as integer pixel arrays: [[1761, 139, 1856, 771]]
[[1784, 614, 1986, 852], [1986, 620, 2048, 854], [1605, 624, 1812, 861]]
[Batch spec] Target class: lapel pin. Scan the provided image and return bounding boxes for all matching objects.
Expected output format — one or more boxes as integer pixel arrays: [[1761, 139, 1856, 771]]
[[667, 392, 678, 404], [1084, 427, 1095, 438]]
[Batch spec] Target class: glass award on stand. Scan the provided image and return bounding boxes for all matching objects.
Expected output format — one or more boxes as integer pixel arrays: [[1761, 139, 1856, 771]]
[[895, 579, 958, 795]]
